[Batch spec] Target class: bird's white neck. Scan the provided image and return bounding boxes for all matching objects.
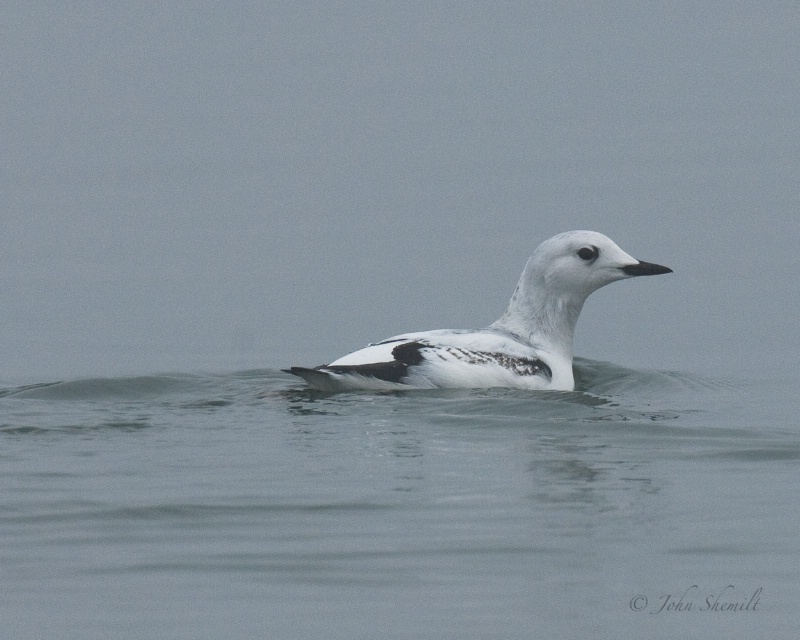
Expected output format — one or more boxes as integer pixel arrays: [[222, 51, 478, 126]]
[[490, 258, 588, 361]]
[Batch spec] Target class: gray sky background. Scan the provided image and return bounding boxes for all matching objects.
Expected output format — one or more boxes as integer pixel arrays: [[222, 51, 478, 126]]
[[2, 3, 798, 381]]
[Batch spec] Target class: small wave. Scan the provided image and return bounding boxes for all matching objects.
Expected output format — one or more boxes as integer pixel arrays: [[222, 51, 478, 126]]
[[0, 381, 63, 399], [573, 357, 727, 395], [1, 373, 203, 401], [708, 446, 800, 462], [0, 419, 154, 435]]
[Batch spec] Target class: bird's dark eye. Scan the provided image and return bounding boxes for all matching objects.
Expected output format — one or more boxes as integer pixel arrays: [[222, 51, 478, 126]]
[[577, 246, 598, 261]]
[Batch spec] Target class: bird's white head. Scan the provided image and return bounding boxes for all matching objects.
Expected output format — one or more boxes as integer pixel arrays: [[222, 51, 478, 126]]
[[491, 230, 672, 356], [527, 230, 672, 298]]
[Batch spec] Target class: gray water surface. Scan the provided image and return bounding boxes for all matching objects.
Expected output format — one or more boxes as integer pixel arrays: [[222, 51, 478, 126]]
[[2, 360, 796, 639]]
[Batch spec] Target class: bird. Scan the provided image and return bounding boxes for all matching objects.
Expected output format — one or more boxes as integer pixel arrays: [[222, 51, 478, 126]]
[[283, 230, 672, 392]]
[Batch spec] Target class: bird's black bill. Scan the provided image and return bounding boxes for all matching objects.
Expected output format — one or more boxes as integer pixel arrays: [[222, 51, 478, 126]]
[[621, 260, 673, 276]]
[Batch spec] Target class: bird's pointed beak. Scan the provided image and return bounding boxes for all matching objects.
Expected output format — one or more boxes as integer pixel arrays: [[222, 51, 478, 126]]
[[621, 260, 673, 276]]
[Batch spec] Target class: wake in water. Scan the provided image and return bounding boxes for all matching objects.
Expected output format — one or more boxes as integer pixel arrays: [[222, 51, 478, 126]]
[[278, 358, 737, 430], [281, 358, 723, 398], [0, 360, 714, 402], [0, 362, 737, 437]]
